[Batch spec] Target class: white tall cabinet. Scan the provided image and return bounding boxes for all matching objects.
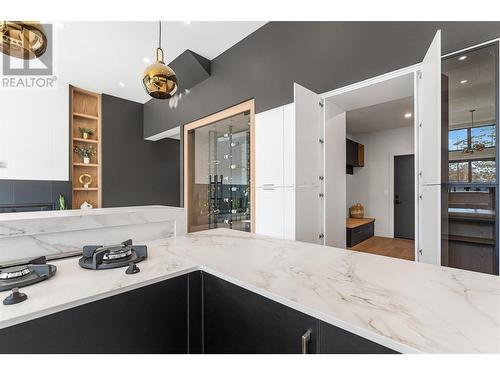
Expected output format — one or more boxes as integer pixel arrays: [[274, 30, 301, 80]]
[[255, 104, 296, 240], [255, 84, 323, 243]]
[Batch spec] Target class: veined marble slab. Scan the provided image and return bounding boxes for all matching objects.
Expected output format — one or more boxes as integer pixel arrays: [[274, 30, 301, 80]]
[[0, 206, 186, 264], [0, 228, 498, 353]]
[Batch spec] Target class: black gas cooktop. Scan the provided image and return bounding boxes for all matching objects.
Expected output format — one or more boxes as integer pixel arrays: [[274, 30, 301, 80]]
[[78, 239, 147, 271], [0, 256, 57, 293]]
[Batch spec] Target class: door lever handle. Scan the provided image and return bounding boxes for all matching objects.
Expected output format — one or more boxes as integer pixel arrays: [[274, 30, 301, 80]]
[[301, 329, 311, 354]]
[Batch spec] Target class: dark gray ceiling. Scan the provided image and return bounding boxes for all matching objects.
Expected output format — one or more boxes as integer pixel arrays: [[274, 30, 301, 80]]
[[143, 21, 500, 138]]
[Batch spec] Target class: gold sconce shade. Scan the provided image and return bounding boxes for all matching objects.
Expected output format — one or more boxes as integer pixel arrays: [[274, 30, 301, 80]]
[[0, 21, 47, 59], [142, 47, 178, 99]]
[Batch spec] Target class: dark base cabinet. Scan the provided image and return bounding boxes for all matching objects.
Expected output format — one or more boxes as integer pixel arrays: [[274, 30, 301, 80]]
[[318, 321, 397, 354], [203, 272, 318, 354], [202, 272, 396, 354], [0, 275, 189, 354], [0, 271, 397, 354], [347, 221, 375, 247]]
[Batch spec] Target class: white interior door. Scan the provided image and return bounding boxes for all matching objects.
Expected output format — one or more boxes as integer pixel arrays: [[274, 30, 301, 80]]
[[294, 83, 323, 243], [418, 185, 441, 265], [294, 83, 322, 188], [283, 186, 295, 240], [418, 30, 442, 186], [417, 30, 442, 265], [324, 102, 347, 248], [283, 103, 296, 187]]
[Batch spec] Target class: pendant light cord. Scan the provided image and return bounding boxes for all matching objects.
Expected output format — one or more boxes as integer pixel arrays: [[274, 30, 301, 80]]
[[158, 21, 162, 49]]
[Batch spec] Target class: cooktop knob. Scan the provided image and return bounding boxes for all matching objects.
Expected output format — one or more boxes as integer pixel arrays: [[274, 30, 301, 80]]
[[125, 262, 140, 275], [3, 287, 28, 305]]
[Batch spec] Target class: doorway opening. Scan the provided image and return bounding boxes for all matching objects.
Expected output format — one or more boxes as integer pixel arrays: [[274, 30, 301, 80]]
[[323, 72, 417, 261]]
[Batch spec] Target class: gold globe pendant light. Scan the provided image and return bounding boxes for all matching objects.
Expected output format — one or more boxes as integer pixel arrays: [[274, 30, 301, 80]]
[[0, 21, 47, 59], [143, 21, 178, 99]]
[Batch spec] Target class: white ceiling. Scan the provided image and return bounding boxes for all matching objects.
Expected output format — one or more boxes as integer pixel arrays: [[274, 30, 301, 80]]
[[346, 96, 414, 135], [325, 73, 414, 112], [54, 21, 267, 103]]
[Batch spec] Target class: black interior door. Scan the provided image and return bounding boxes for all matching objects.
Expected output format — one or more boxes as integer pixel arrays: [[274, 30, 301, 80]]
[[394, 154, 415, 239]]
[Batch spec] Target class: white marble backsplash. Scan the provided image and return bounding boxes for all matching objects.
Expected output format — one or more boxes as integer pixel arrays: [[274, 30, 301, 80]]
[[0, 206, 186, 264]]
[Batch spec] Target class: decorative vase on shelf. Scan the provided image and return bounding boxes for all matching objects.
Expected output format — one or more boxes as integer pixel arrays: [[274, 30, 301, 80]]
[[83, 156, 90, 164], [80, 201, 93, 209], [349, 203, 364, 219], [79, 173, 93, 189], [83, 132, 89, 139]]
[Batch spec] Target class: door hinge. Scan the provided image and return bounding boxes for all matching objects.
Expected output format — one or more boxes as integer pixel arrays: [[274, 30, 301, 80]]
[[419, 248, 423, 255], [417, 71, 422, 79], [319, 176, 324, 181], [319, 233, 325, 239], [419, 194, 423, 200], [319, 101, 324, 108], [419, 171, 422, 177], [319, 138, 324, 144], [319, 193, 324, 198], [419, 122, 422, 128]]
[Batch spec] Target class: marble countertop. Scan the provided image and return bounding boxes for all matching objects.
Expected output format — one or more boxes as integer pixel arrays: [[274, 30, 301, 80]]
[[1, 228, 499, 353], [0, 205, 183, 222]]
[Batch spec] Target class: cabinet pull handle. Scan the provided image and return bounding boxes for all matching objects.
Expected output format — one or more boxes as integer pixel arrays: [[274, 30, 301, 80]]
[[301, 329, 311, 354]]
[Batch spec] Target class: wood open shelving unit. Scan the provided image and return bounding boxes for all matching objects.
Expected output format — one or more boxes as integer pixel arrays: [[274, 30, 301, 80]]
[[70, 86, 102, 209]]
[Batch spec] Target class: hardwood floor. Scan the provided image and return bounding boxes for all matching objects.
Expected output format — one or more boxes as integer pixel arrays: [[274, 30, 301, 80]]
[[349, 236, 415, 261]]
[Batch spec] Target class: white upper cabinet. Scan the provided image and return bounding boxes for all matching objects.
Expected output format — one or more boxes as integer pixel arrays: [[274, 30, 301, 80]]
[[283, 103, 296, 187], [294, 83, 322, 188], [418, 30, 442, 186], [255, 106, 284, 187]]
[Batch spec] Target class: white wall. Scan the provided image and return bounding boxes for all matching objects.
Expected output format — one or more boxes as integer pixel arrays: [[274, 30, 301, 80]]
[[0, 86, 69, 180], [346, 126, 414, 238]]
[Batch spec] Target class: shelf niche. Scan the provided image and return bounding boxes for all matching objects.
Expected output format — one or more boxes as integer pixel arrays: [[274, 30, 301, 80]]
[[70, 85, 102, 209]]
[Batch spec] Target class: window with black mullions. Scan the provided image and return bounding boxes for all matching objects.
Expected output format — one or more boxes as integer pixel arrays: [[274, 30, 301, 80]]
[[449, 158, 496, 183]]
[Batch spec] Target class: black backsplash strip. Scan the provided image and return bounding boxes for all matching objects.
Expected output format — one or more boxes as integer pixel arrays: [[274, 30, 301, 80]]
[[0, 179, 72, 212]]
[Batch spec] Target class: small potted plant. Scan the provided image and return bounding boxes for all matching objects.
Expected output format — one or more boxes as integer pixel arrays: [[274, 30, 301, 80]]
[[74, 145, 96, 164], [78, 127, 94, 139]]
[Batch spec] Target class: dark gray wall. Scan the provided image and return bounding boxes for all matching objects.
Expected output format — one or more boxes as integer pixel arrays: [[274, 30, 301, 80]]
[[144, 21, 500, 137], [0, 179, 72, 210], [102, 94, 180, 207]]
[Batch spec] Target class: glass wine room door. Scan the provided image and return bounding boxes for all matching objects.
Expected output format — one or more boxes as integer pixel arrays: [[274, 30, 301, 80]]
[[184, 100, 255, 233], [442, 43, 499, 275]]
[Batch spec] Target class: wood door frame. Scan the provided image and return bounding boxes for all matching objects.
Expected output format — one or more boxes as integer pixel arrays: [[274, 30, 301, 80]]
[[183, 99, 256, 233]]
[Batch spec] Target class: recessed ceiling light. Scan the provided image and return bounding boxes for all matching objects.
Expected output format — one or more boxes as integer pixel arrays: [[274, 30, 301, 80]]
[[183, 21, 191, 25], [404, 113, 412, 119], [143, 57, 150, 63], [119, 82, 125, 87], [458, 55, 467, 61], [460, 79, 468, 84]]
